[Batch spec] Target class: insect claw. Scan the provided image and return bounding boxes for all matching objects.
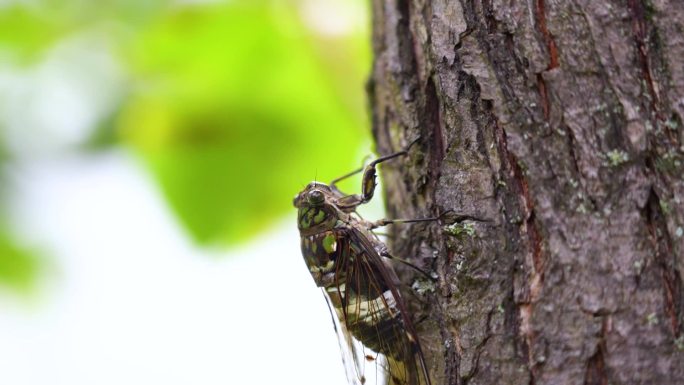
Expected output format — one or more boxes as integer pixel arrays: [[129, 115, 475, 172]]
[[405, 136, 421, 152], [436, 209, 454, 223]]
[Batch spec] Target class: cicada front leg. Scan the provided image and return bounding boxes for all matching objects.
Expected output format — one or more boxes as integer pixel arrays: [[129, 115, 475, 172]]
[[334, 138, 420, 211]]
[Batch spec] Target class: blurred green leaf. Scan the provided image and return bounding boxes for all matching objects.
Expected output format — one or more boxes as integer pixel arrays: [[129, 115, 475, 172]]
[[0, 228, 39, 293], [117, 1, 368, 244], [0, 5, 66, 62], [0, 0, 370, 246], [0, 1, 170, 63]]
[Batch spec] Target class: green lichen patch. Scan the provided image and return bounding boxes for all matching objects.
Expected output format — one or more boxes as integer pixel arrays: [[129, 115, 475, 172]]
[[445, 222, 476, 238], [675, 336, 684, 351], [654, 151, 683, 173], [411, 278, 436, 295], [606, 149, 629, 166], [659, 200, 671, 214]]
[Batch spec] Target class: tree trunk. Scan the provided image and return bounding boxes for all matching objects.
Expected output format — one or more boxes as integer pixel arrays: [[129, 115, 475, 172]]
[[368, 0, 684, 384]]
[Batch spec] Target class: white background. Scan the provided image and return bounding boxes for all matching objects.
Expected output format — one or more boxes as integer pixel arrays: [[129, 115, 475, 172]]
[[0, 152, 349, 385]]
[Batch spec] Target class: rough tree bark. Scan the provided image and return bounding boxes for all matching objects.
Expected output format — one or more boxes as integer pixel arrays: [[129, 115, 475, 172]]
[[368, 0, 684, 384]]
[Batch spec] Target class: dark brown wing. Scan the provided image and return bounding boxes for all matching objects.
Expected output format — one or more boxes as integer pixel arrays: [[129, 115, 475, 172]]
[[320, 226, 431, 385]]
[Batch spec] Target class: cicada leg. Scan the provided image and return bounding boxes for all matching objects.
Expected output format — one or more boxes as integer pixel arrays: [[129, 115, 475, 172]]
[[380, 249, 436, 281], [373, 211, 489, 280], [371, 211, 490, 229], [329, 156, 370, 195], [369, 210, 455, 229], [335, 138, 420, 211], [370, 215, 443, 229]]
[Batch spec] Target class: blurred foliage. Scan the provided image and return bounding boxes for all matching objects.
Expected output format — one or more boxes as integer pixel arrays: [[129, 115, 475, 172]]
[[0, 1, 165, 63], [0, 226, 38, 292], [118, 2, 368, 243], [0, 0, 370, 267], [0, 134, 35, 292]]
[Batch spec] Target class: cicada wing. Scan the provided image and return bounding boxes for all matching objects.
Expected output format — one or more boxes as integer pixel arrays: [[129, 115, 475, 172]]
[[345, 228, 432, 385], [318, 227, 430, 385], [322, 289, 384, 385]]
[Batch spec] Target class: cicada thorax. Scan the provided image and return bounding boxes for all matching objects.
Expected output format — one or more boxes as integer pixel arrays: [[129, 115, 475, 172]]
[[300, 230, 339, 286]]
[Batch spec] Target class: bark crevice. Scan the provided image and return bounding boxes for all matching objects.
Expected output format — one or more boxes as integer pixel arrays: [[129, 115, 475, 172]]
[[425, 78, 446, 208], [534, 0, 559, 70], [644, 188, 683, 338], [583, 317, 608, 385], [493, 118, 541, 384], [627, 0, 662, 120]]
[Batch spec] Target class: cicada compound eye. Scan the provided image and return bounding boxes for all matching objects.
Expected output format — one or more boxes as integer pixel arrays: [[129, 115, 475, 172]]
[[307, 189, 325, 205]]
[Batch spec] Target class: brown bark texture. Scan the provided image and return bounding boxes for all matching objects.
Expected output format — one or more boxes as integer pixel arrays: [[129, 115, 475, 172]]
[[368, 0, 684, 384]]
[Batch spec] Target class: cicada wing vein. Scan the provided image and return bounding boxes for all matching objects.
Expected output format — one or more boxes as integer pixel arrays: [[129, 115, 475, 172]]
[[323, 289, 384, 385]]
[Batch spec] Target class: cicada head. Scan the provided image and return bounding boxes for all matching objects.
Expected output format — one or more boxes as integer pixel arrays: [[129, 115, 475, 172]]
[[293, 182, 338, 232]]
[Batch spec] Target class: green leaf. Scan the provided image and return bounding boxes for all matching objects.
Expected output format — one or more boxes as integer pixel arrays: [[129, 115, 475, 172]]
[[0, 228, 39, 293], [0, 1, 169, 63], [117, 2, 368, 244]]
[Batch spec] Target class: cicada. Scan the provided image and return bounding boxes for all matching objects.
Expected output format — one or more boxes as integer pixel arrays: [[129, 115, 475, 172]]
[[293, 145, 433, 385]]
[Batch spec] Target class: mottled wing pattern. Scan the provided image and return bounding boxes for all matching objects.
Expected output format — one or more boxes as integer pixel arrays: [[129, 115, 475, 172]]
[[319, 227, 430, 385]]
